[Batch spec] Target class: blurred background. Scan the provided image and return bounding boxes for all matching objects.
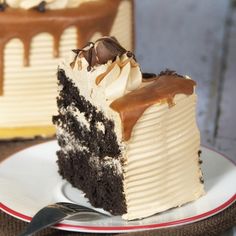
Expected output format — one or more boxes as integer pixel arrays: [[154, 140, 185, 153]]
[[135, 0, 236, 163]]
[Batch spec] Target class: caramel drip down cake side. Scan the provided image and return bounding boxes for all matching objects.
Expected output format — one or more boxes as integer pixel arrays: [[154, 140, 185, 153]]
[[0, 0, 134, 139]]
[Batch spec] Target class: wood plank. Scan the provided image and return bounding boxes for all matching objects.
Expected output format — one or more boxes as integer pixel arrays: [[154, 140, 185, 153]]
[[135, 0, 230, 144]]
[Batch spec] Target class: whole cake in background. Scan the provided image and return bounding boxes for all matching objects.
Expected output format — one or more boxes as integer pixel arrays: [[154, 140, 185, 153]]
[[0, 0, 134, 139], [53, 36, 205, 220]]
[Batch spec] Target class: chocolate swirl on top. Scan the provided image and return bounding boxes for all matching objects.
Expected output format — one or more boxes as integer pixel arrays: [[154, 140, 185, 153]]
[[72, 37, 132, 71]]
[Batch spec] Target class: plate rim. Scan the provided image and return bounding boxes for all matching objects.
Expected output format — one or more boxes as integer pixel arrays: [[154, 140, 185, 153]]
[[0, 143, 236, 233], [0, 194, 235, 233]]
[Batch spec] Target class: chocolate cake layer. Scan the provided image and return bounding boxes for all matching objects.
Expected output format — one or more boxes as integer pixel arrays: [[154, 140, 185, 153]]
[[53, 69, 126, 215], [54, 69, 121, 158]]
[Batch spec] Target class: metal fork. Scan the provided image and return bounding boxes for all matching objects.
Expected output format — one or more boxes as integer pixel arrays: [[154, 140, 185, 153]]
[[18, 202, 110, 236]]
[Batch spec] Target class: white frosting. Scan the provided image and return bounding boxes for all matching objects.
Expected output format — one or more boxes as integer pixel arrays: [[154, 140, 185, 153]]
[[57, 127, 89, 153], [96, 121, 105, 133], [71, 54, 142, 101], [98, 55, 142, 100], [122, 94, 204, 220], [66, 105, 91, 130], [89, 155, 123, 177], [6, 0, 95, 10]]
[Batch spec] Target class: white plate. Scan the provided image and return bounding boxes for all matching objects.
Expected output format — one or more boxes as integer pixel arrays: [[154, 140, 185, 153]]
[[0, 141, 235, 233]]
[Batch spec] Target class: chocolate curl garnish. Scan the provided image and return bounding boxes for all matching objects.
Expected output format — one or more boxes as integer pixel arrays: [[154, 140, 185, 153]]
[[71, 37, 137, 71], [70, 49, 82, 69], [81, 43, 96, 71], [70, 55, 78, 69], [36, 1, 46, 12], [71, 44, 96, 71], [0, 0, 7, 11], [95, 37, 126, 64], [72, 49, 82, 54]]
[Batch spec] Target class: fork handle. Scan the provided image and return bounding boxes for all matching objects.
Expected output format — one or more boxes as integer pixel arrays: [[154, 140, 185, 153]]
[[17, 208, 67, 236]]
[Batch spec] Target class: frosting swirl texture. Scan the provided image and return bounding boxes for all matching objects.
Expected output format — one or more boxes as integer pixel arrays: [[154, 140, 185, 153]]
[[71, 37, 142, 101], [97, 55, 142, 100]]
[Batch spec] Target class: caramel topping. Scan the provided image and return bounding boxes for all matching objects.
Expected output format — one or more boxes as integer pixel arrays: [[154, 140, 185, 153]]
[[95, 57, 138, 85], [110, 74, 196, 141], [96, 60, 118, 85], [0, 0, 121, 95]]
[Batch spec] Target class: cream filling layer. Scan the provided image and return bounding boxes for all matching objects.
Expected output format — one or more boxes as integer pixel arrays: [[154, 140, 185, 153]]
[[57, 129, 123, 177], [123, 94, 204, 220]]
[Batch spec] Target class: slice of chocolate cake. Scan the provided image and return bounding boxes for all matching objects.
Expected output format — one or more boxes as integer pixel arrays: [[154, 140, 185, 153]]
[[53, 37, 204, 220]]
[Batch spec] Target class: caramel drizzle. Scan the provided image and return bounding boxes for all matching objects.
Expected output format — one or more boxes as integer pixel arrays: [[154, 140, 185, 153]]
[[95, 58, 138, 85], [110, 75, 196, 141], [0, 0, 121, 95]]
